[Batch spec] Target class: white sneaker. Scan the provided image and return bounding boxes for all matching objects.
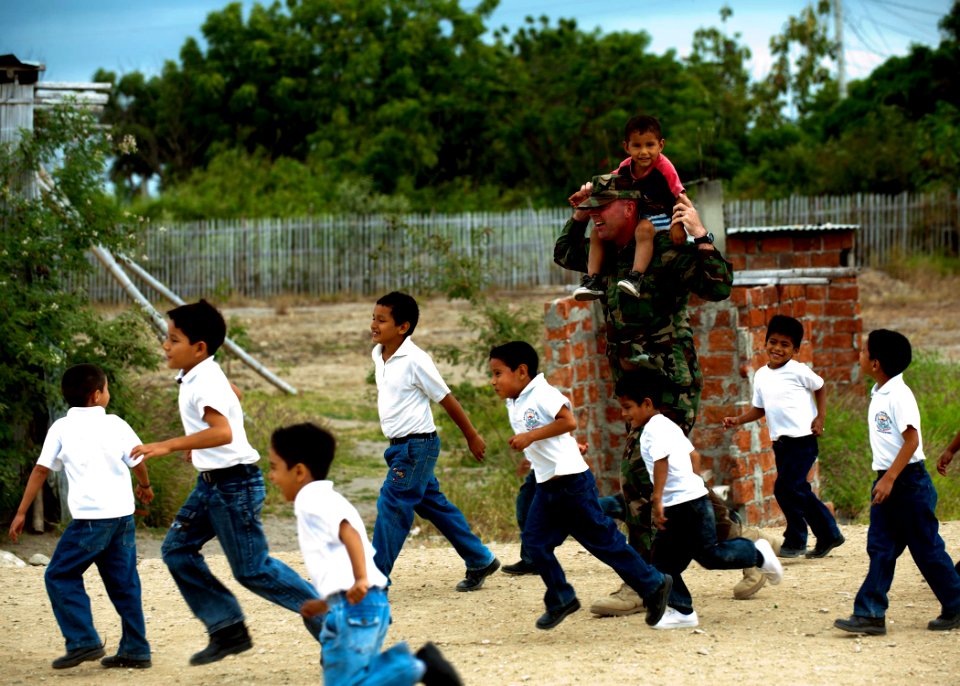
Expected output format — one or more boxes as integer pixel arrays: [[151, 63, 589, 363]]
[[755, 538, 784, 585], [652, 607, 699, 630]]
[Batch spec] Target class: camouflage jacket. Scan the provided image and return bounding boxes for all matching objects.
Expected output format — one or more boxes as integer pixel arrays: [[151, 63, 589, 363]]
[[553, 216, 734, 347]]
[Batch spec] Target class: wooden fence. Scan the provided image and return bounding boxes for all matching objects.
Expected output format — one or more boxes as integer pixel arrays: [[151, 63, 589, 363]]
[[74, 192, 960, 303], [725, 190, 960, 267]]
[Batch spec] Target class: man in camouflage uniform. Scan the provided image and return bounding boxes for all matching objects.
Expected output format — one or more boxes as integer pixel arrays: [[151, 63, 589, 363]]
[[554, 173, 780, 615]]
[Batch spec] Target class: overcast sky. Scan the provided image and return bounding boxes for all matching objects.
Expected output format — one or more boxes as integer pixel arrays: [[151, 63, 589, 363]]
[[3, 0, 950, 84]]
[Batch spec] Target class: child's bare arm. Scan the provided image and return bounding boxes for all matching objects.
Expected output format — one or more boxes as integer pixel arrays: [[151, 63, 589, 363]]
[[873, 426, 920, 504], [651, 459, 669, 530], [937, 430, 960, 476], [722, 406, 765, 429], [811, 386, 827, 436], [130, 407, 233, 460], [8, 465, 50, 543], [339, 520, 370, 605], [509, 406, 577, 452], [439, 393, 486, 462], [131, 461, 154, 504]]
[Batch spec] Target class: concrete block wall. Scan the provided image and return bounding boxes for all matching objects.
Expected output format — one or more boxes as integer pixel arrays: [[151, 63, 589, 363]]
[[544, 228, 861, 526]]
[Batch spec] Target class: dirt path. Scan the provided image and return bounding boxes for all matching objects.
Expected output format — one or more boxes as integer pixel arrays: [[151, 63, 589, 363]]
[[2, 522, 959, 685]]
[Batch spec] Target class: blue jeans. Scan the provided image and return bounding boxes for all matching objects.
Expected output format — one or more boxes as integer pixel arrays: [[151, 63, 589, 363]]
[[516, 471, 537, 564], [773, 435, 841, 548], [522, 469, 665, 613], [45, 515, 150, 659], [651, 495, 758, 613], [853, 463, 960, 618], [373, 435, 493, 578], [320, 588, 424, 685], [161, 466, 323, 638]]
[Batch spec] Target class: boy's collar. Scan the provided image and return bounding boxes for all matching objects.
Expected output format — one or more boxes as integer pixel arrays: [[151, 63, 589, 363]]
[[512, 373, 545, 401], [66, 405, 106, 415], [176, 355, 216, 384]]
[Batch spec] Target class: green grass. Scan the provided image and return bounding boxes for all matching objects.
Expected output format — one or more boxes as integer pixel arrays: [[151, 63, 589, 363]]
[[820, 352, 960, 522]]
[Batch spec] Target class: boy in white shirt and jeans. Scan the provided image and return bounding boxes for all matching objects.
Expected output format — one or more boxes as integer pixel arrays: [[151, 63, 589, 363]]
[[268, 422, 462, 685], [8, 364, 153, 669], [835, 329, 960, 635], [370, 291, 498, 590], [620, 368, 783, 629], [723, 314, 844, 558], [131, 299, 323, 665], [488, 341, 673, 630]]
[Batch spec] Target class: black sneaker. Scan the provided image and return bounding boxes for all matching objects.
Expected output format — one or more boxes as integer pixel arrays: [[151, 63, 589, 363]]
[[501, 559, 538, 576], [778, 545, 807, 558], [806, 533, 845, 558], [643, 574, 673, 626], [189, 622, 253, 666], [52, 643, 106, 669], [416, 642, 463, 685], [834, 615, 886, 635], [535, 597, 581, 630], [573, 274, 605, 301], [616, 271, 645, 298], [101, 654, 152, 669], [455, 557, 500, 591], [928, 612, 960, 631]]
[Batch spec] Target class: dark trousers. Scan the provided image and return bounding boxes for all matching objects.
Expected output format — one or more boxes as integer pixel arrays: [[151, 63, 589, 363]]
[[522, 470, 665, 613], [651, 495, 758, 613], [773, 434, 841, 549], [853, 462, 960, 618]]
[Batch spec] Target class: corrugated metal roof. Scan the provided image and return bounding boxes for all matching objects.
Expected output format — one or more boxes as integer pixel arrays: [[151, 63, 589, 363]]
[[727, 223, 859, 235]]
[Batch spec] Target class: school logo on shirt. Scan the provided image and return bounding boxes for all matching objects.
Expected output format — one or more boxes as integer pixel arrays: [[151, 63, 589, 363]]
[[874, 411, 893, 434], [523, 408, 540, 431]]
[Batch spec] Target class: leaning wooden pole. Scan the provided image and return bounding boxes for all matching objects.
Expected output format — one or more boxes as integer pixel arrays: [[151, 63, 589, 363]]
[[36, 169, 297, 395], [116, 253, 298, 396]]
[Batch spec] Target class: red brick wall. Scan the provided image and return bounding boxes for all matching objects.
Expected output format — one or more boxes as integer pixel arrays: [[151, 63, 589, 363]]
[[544, 229, 861, 525]]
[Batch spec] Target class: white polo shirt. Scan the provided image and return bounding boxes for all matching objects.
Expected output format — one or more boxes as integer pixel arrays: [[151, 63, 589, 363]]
[[295, 480, 388, 599], [868, 374, 925, 471], [176, 356, 259, 471], [37, 406, 143, 519], [752, 359, 824, 441], [640, 414, 708, 507], [505, 374, 588, 483], [373, 337, 449, 439]]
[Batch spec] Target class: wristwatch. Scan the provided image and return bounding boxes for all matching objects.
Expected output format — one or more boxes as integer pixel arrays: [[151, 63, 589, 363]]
[[693, 232, 715, 245]]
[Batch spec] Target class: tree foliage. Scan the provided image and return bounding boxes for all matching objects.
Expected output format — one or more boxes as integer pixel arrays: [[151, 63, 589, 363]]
[[92, 0, 960, 213], [0, 106, 159, 512]]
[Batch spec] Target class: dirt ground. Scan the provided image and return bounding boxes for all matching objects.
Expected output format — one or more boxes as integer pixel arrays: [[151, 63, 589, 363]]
[[2, 269, 960, 685]]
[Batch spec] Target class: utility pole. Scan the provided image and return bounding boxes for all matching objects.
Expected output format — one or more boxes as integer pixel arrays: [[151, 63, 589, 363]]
[[834, 0, 847, 98]]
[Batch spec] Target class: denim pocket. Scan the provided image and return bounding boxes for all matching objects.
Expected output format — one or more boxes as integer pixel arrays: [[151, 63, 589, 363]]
[[384, 443, 417, 490], [343, 606, 384, 653], [77, 519, 116, 554]]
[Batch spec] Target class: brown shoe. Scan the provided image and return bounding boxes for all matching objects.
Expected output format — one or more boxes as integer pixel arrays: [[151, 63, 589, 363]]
[[589, 582, 643, 617], [733, 566, 767, 600]]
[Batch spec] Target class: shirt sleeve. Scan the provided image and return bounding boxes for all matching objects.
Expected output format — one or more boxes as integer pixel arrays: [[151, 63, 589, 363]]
[[751, 371, 765, 409], [411, 351, 451, 404], [36, 421, 64, 471], [191, 377, 239, 424], [539, 385, 572, 422], [113, 417, 144, 468], [795, 363, 825, 391], [553, 216, 591, 274], [892, 389, 922, 436], [655, 154, 685, 197]]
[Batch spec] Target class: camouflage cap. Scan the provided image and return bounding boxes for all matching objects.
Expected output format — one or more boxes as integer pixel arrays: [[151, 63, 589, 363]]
[[576, 173, 643, 209]]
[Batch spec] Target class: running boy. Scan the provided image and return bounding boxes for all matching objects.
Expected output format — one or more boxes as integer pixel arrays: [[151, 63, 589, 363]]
[[8, 364, 153, 669], [618, 368, 783, 628], [370, 291, 499, 590], [488, 341, 673, 630], [267, 423, 462, 686], [571, 114, 693, 301], [835, 329, 960, 635], [130, 299, 323, 665], [723, 314, 844, 558]]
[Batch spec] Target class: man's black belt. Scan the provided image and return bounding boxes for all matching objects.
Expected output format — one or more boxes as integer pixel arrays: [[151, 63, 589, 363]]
[[200, 463, 259, 483], [389, 431, 438, 446]]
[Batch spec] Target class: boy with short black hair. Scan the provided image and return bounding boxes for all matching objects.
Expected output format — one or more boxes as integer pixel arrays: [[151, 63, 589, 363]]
[[131, 299, 323, 665], [723, 314, 844, 559], [370, 291, 499, 590], [618, 368, 783, 628], [488, 341, 673, 630], [268, 423, 462, 686], [572, 114, 693, 301], [9, 363, 153, 670], [835, 329, 960, 635]]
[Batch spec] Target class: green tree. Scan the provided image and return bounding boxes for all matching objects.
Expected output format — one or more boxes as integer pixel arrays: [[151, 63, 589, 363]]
[[0, 105, 158, 513]]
